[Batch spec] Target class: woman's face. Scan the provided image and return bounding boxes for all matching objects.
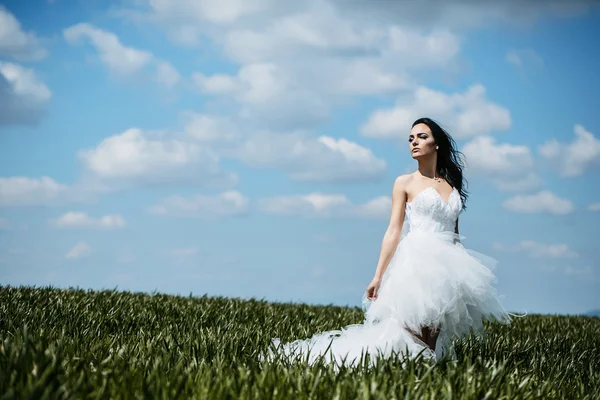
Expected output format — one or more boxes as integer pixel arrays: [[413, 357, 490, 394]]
[[408, 123, 436, 159]]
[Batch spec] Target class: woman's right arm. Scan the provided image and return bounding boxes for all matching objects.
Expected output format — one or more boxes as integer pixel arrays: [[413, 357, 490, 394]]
[[371, 176, 407, 280]]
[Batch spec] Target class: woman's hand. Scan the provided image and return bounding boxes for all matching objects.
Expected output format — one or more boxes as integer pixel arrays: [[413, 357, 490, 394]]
[[366, 276, 382, 301]]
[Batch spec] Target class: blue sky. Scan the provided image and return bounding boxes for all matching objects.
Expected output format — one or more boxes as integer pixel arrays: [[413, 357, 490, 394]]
[[1, 0, 599, 315]]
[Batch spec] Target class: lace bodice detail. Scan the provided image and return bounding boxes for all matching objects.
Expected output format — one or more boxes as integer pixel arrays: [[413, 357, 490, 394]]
[[405, 187, 462, 233]]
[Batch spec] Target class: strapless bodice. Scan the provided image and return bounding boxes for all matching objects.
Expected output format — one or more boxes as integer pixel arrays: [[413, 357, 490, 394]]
[[405, 187, 462, 233]]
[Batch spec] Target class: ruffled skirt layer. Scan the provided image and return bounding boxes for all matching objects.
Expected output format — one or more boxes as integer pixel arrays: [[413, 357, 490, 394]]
[[261, 230, 516, 369]]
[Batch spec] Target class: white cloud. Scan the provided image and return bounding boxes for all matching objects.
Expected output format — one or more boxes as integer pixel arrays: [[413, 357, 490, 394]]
[[63, 23, 180, 88], [506, 48, 545, 70], [0, 176, 104, 207], [50, 212, 126, 229], [462, 135, 542, 191], [123, 0, 594, 133], [184, 113, 239, 143], [0, 62, 50, 102], [226, 132, 386, 183], [132, 0, 596, 34], [0, 176, 67, 206], [539, 124, 600, 177], [588, 202, 600, 212], [324, 1, 595, 30], [494, 240, 578, 259], [221, 9, 459, 67], [155, 60, 181, 88], [64, 23, 153, 76], [260, 193, 349, 216], [520, 240, 579, 259], [149, 190, 249, 218], [502, 190, 575, 215], [192, 72, 238, 95], [77, 128, 237, 188], [182, 114, 387, 184], [65, 241, 91, 259], [259, 192, 391, 219], [216, 38, 443, 125], [0, 6, 47, 60], [147, 0, 273, 25], [194, 62, 331, 129], [0, 61, 51, 126], [184, 4, 461, 129], [360, 85, 511, 139]]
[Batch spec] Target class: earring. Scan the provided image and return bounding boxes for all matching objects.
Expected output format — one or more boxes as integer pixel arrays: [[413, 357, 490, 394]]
[[436, 146, 439, 150]]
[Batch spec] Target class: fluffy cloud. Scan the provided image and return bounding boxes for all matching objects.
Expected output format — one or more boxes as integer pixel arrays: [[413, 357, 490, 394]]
[[193, 59, 410, 130], [0, 175, 107, 206], [0, 61, 51, 126], [324, 0, 595, 31], [258, 192, 391, 219], [0, 176, 67, 206], [194, 62, 331, 129], [182, 112, 387, 184], [132, 0, 595, 46], [183, 113, 240, 143], [201, 38, 451, 126], [494, 240, 578, 259], [221, 10, 459, 67], [145, 0, 275, 27], [124, 0, 594, 130], [50, 212, 126, 229], [63, 23, 180, 87], [539, 124, 600, 177], [180, 1, 463, 129], [150, 190, 393, 220], [149, 190, 249, 218], [461, 136, 542, 191], [224, 132, 386, 183], [520, 240, 579, 259], [64, 23, 152, 75], [502, 190, 575, 215], [360, 84, 511, 139], [77, 128, 237, 188], [0, 6, 47, 60], [588, 202, 600, 212], [155, 60, 181, 88], [65, 241, 91, 259]]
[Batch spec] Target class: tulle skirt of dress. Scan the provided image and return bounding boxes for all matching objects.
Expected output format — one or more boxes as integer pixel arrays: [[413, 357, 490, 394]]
[[260, 230, 517, 370]]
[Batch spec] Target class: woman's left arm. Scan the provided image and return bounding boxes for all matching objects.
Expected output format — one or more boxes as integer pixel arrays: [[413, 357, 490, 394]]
[[454, 217, 461, 244]]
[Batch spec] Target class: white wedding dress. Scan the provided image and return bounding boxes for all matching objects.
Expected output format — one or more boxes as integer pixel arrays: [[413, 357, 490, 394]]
[[261, 186, 521, 369]]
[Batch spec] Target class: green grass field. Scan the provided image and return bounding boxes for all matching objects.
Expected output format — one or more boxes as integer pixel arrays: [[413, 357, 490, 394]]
[[1, 285, 598, 399]]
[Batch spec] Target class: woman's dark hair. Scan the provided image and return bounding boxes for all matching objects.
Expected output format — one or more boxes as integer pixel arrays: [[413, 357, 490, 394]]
[[412, 117, 469, 210]]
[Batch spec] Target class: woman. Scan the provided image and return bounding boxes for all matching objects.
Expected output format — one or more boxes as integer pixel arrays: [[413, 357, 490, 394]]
[[262, 117, 522, 369]]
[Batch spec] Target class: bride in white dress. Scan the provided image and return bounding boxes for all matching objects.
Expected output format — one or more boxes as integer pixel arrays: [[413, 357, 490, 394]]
[[261, 117, 523, 369]]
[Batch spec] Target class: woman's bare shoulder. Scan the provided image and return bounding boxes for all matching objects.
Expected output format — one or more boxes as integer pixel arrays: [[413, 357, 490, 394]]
[[392, 174, 416, 201], [394, 173, 416, 187]]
